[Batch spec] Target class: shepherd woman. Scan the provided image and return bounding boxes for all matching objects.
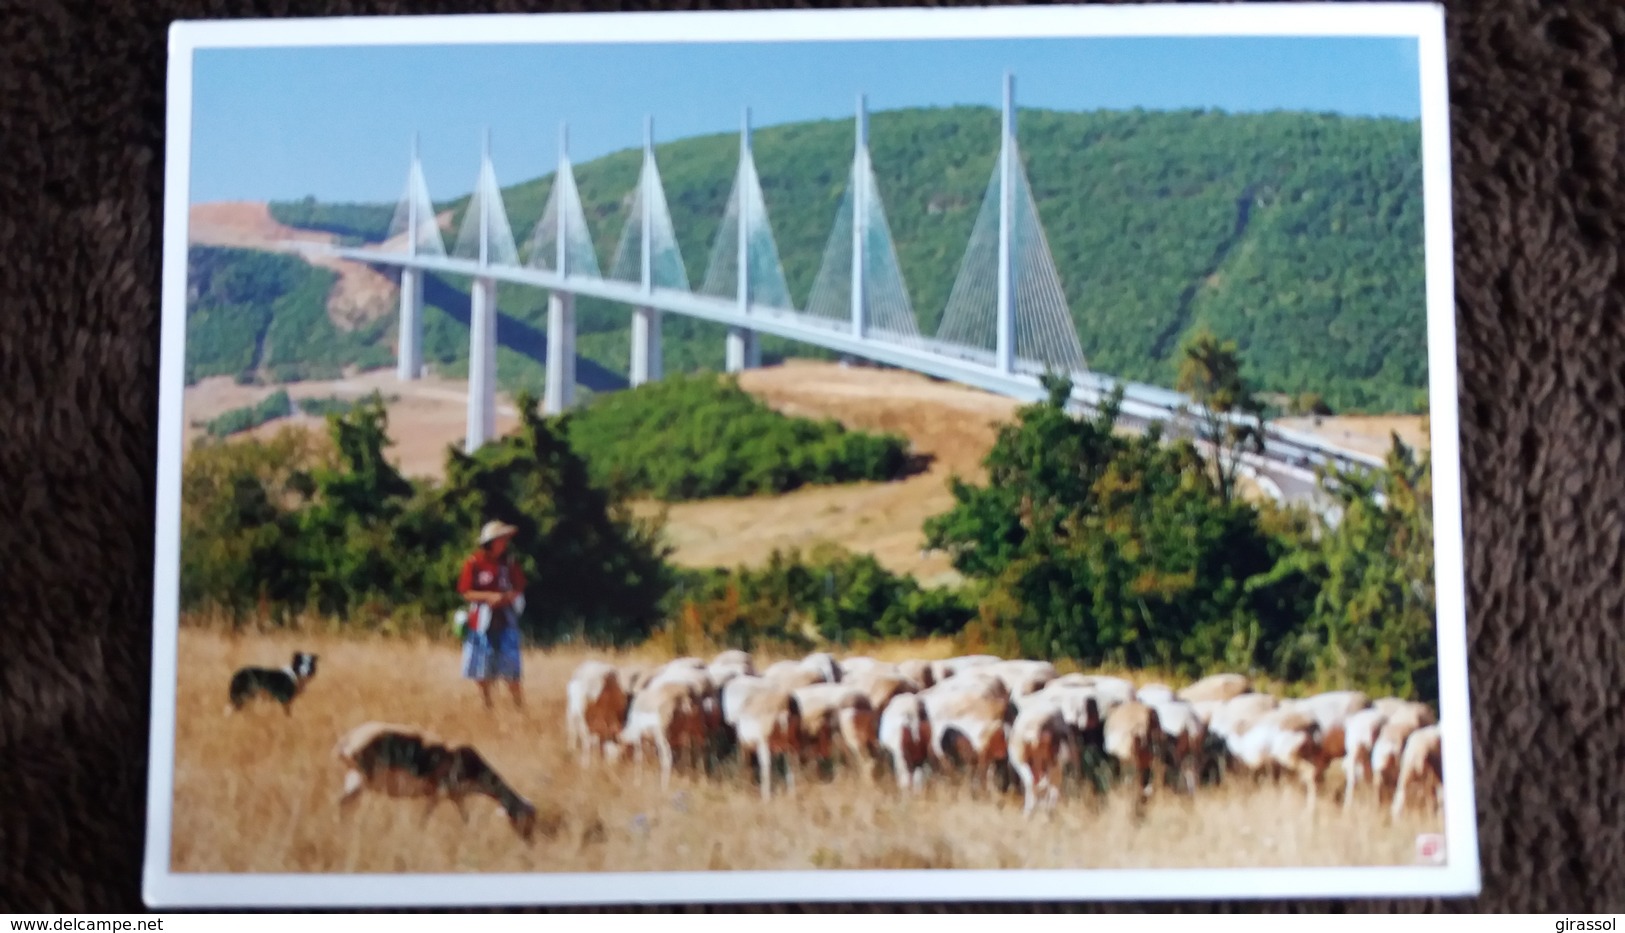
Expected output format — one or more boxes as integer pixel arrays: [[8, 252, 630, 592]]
[[456, 519, 528, 710]]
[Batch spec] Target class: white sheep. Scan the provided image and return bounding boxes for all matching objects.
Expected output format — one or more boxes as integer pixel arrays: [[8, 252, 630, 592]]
[[1340, 707, 1389, 810], [1390, 724, 1443, 820], [1177, 672, 1252, 704]]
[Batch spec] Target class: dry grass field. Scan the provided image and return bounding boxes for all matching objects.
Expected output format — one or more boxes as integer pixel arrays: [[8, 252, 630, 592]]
[[170, 628, 1447, 876]]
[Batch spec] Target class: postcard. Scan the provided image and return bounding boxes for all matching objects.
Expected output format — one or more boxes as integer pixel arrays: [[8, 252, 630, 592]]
[[146, 2, 1477, 907]]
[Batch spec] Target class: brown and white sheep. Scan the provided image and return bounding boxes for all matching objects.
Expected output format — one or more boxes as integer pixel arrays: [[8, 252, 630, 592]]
[[1146, 698, 1206, 794], [987, 659, 1058, 698], [929, 654, 1002, 686], [565, 660, 630, 767], [614, 679, 709, 790], [1103, 700, 1163, 801], [844, 666, 921, 715], [801, 651, 843, 685], [877, 692, 933, 793], [792, 682, 879, 777], [1371, 706, 1435, 804], [896, 659, 936, 690], [1227, 707, 1330, 811], [918, 676, 1011, 794], [729, 682, 803, 800], [1006, 697, 1071, 816], [1284, 690, 1371, 763]]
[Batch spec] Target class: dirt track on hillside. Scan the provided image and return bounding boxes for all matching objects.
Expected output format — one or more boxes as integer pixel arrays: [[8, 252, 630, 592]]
[[187, 200, 460, 331]]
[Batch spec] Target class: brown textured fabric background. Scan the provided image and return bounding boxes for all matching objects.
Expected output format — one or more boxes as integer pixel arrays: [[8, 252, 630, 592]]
[[1, 0, 1622, 914]]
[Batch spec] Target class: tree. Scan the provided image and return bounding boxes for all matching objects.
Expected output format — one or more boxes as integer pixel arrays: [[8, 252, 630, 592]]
[[1306, 436, 1438, 702], [438, 391, 678, 647], [1177, 328, 1266, 505], [923, 377, 1295, 675]]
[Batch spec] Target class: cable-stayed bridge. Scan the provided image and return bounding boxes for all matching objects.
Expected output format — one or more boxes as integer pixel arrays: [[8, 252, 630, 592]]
[[293, 73, 1385, 507]]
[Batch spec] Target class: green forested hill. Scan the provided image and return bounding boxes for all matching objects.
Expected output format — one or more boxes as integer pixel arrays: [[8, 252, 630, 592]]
[[249, 106, 1425, 413]]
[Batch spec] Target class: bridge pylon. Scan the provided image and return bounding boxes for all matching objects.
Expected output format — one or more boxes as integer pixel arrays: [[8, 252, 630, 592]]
[[804, 93, 924, 347], [526, 124, 602, 414], [705, 107, 793, 372], [386, 133, 445, 383], [933, 71, 1088, 379], [612, 115, 684, 387], [452, 127, 519, 453]]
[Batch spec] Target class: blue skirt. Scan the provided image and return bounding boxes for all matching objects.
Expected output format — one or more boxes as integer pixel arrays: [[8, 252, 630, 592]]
[[461, 619, 522, 682]]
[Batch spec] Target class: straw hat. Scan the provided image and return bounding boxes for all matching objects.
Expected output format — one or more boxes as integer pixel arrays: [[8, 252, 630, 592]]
[[478, 520, 519, 545]]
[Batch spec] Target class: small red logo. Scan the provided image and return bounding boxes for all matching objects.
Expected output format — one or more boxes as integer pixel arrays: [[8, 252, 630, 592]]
[[1415, 833, 1445, 865]]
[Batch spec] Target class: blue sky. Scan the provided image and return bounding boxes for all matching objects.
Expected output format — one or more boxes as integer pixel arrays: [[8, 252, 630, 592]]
[[189, 35, 1421, 205]]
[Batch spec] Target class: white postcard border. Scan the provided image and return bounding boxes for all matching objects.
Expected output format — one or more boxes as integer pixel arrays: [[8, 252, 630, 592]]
[[146, 1, 1478, 907]]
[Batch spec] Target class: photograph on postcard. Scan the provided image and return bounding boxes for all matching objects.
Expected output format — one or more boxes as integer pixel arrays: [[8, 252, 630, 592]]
[[149, 4, 1473, 902]]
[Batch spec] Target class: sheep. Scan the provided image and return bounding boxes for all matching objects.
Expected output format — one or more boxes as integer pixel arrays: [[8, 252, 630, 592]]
[[648, 665, 720, 718], [1227, 707, 1329, 812], [710, 648, 753, 671], [792, 682, 879, 778], [1136, 683, 1177, 706], [1374, 698, 1437, 731], [730, 682, 803, 800], [1372, 697, 1437, 725], [564, 660, 630, 767], [1103, 701, 1163, 801], [929, 654, 1001, 685], [614, 679, 708, 790], [843, 667, 920, 716], [333, 722, 537, 843], [1048, 674, 1135, 718], [1284, 690, 1371, 763], [1340, 707, 1390, 810], [1023, 684, 1106, 783], [838, 656, 883, 679], [762, 659, 830, 691], [619, 663, 655, 697], [1147, 698, 1206, 795], [801, 651, 843, 685], [987, 659, 1057, 698], [877, 692, 932, 794], [918, 675, 1011, 794], [1207, 692, 1280, 746], [896, 659, 936, 690], [706, 649, 755, 689], [1006, 697, 1071, 817], [1371, 707, 1436, 804], [1177, 673, 1252, 704], [1390, 724, 1443, 820]]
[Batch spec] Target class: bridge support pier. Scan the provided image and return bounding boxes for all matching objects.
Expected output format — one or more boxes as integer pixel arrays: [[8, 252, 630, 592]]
[[630, 306, 662, 387], [397, 267, 424, 381], [465, 276, 498, 453], [725, 326, 759, 373], [545, 291, 577, 414]]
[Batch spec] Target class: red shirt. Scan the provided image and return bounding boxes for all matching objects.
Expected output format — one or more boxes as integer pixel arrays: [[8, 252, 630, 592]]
[[457, 551, 527, 599]]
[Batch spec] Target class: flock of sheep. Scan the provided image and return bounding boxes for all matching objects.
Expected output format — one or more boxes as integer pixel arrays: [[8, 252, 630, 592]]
[[568, 649, 1447, 822]]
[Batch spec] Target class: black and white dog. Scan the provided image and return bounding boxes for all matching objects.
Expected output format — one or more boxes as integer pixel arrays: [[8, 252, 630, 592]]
[[226, 652, 319, 715]]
